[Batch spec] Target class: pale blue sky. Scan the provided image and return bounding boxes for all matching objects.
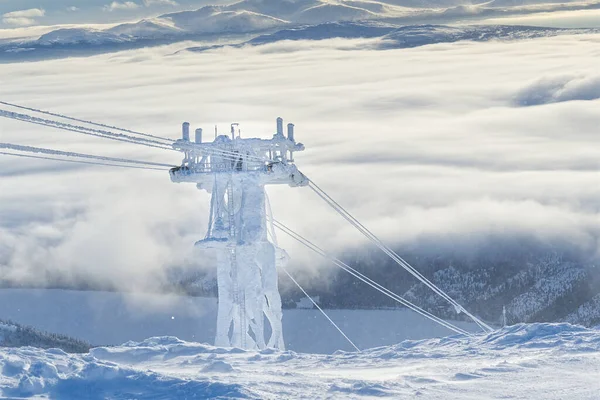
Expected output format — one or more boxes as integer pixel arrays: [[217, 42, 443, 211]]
[[0, 0, 230, 28]]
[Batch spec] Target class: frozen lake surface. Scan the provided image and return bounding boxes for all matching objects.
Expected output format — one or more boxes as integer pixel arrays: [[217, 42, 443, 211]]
[[0, 288, 477, 353]]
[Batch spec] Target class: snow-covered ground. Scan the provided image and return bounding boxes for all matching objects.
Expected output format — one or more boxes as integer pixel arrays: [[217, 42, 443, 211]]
[[0, 289, 476, 354], [1, 323, 599, 399]]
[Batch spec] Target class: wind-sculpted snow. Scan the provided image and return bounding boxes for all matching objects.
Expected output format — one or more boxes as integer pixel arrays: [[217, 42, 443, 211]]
[[0, 347, 251, 399], [1, 323, 600, 399]]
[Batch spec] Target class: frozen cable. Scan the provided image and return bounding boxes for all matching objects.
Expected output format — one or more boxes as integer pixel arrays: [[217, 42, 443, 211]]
[[271, 218, 471, 336], [0, 100, 174, 143], [0, 151, 166, 171], [308, 180, 493, 333], [280, 265, 361, 352], [0, 143, 175, 168], [0, 109, 174, 150], [198, 147, 268, 163], [265, 191, 279, 246]]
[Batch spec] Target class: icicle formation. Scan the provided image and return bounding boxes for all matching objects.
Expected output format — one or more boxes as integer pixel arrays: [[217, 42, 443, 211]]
[[170, 118, 307, 350]]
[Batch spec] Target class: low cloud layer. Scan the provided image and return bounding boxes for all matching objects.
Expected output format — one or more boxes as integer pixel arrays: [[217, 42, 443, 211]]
[[2, 8, 45, 27], [514, 74, 600, 106], [0, 33, 599, 292], [103, 2, 140, 12]]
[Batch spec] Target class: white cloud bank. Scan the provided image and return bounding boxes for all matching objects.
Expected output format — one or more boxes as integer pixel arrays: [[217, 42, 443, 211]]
[[102, 0, 178, 12], [103, 2, 140, 12], [514, 74, 600, 106], [2, 8, 45, 27], [143, 0, 179, 6], [0, 33, 599, 290]]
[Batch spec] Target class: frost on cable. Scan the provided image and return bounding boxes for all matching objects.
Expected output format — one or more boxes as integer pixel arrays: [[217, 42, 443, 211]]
[[170, 118, 307, 350]]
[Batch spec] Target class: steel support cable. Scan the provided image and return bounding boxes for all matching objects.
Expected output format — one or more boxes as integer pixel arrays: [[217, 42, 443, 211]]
[[309, 182, 491, 333], [185, 140, 291, 163], [280, 266, 361, 352], [0, 151, 166, 171], [20, 117, 172, 151], [265, 191, 279, 246], [270, 218, 471, 337], [307, 180, 493, 333], [0, 143, 176, 168], [171, 145, 267, 167], [195, 147, 268, 163], [264, 194, 361, 351], [0, 103, 291, 163], [2, 112, 173, 151], [310, 181, 493, 333], [199, 150, 265, 163], [0, 100, 174, 143], [272, 219, 471, 336], [0, 109, 174, 150]]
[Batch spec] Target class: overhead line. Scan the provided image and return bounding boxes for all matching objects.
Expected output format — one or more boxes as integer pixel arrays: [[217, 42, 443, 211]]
[[307, 179, 493, 333], [0, 151, 167, 171], [1, 143, 176, 168], [0, 100, 174, 143], [271, 218, 471, 336], [0, 109, 174, 150], [281, 266, 361, 352]]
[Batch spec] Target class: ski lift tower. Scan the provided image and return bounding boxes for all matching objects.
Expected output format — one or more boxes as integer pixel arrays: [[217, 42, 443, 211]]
[[170, 118, 308, 350]]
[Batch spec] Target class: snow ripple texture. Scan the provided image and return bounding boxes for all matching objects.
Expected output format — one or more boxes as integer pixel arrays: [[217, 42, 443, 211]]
[[1, 323, 600, 399]]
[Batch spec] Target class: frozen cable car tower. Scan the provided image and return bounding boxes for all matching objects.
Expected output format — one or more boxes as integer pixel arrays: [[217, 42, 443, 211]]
[[170, 118, 307, 350]]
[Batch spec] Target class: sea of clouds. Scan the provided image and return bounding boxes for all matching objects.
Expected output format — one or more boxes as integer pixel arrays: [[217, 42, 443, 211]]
[[0, 33, 599, 293]]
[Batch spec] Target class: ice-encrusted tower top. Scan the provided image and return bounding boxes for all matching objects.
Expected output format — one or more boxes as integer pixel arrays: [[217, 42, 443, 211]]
[[170, 118, 308, 350]]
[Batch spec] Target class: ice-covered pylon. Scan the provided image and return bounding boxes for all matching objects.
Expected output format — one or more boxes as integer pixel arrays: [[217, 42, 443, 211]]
[[170, 119, 307, 350]]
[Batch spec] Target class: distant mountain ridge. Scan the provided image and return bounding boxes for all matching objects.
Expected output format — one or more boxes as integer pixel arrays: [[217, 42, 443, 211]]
[[1, 0, 598, 61], [308, 236, 600, 328]]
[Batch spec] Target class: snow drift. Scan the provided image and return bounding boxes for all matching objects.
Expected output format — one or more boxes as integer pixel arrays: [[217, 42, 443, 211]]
[[1, 323, 599, 399]]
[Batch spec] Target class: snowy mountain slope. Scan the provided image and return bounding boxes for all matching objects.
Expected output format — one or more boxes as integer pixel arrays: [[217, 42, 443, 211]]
[[185, 23, 597, 53], [224, 0, 319, 19], [1, 323, 599, 399], [106, 19, 184, 39], [374, 250, 600, 326], [296, 3, 379, 23], [375, 24, 597, 48], [565, 294, 600, 326], [36, 29, 125, 46], [160, 8, 289, 33], [245, 21, 397, 45], [213, 0, 412, 21], [507, 264, 587, 322], [0, 320, 90, 353], [24, 21, 596, 54], [0, 321, 16, 342], [308, 237, 600, 328], [33, 10, 287, 47], [36, 19, 187, 46], [2, 0, 598, 59]]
